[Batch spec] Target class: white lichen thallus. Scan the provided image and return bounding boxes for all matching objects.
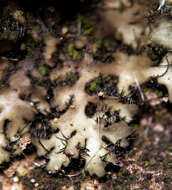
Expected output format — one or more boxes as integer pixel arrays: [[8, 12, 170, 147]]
[[58, 100, 107, 178], [59, 98, 122, 178]]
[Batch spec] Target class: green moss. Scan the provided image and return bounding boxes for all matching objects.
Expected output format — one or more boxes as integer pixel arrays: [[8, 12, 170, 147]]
[[105, 76, 111, 82], [89, 78, 100, 92], [67, 72, 78, 83], [77, 15, 94, 35], [68, 43, 74, 57], [104, 52, 111, 59], [62, 82, 67, 86], [89, 82, 97, 92], [147, 40, 153, 45], [57, 72, 79, 86], [72, 50, 82, 61], [38, 65, 48, 76], [84, 27, 93, 35], [132, 124, 139, 133], [68, 43, 82, 61]]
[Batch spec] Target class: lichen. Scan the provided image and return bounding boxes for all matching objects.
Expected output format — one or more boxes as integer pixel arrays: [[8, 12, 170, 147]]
[[1, 0, 172, 182]]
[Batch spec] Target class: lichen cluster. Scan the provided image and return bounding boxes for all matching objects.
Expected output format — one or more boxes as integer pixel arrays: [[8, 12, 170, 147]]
[[0, 0, 172, 179]]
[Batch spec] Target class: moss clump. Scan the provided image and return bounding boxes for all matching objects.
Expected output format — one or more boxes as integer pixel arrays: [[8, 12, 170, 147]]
[[89, 77, 100, 92], [72, 50, 82, 61], [93, 36, 117, 62], [68, 43, 82, 61], [67, 72, 78, 83], [62, 81, 67, 86], [147, 40, 153, 45], [86, 75, 118, 95], [38, 65, 49, 76], [57, 72, 79, 86], [77, 15, 94, 35], [105, 76, 111, 82], [68, 43, 74, 57], [89, 81, 97, 91], [104, 52, 111, 59], [132, 124, 139, 133]]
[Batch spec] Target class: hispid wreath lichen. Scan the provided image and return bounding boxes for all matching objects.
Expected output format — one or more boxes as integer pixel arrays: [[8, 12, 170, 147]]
[[1, 0, 172, 178]]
